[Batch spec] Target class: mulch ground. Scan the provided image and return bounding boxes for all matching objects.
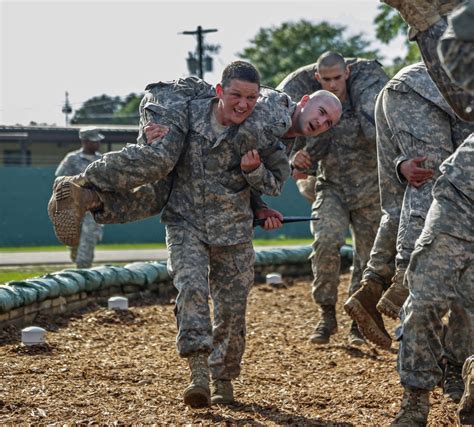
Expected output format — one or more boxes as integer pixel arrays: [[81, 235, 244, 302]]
[[0, 274, 459, 425]]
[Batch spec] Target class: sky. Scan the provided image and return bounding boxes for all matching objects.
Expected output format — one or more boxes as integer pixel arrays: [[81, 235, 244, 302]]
[[0, 0, 406, 126]]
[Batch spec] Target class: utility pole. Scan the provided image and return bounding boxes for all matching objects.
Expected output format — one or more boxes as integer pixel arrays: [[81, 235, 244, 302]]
[[62, 91, 72, 127], [180, 26, 218, 78]]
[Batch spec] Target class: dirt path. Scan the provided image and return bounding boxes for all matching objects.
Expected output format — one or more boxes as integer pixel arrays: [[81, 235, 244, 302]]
[[0, 274, 458, 424]]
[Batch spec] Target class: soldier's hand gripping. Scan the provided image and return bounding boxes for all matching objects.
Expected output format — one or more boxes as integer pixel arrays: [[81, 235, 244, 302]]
[[291, 149, 312, 171], [241, 149, 261, 173], [254, 207, 283, 230], [144, 122, 170, 145], [400, 156, 435, 187]]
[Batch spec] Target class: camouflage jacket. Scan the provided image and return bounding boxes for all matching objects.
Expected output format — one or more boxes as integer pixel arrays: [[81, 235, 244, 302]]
[[278, 58, 388, 209], [160, 94, 291, 246], [425, 135, 474, 241], [56, 149, 101, 177]]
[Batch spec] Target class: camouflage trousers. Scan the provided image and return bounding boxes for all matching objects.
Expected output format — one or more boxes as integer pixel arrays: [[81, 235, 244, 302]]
[[310, 191, 380, 306], [93, 178, 172, 224], [398, 230, 474, 390], [166, 225, 255, 381], [70, 213, 103, 268]]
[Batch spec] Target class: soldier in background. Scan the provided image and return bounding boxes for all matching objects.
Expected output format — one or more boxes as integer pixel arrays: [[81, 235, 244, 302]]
[[380, 1, 473, 424], [280, 51, 388, 346], [55, 127, 104, 268]]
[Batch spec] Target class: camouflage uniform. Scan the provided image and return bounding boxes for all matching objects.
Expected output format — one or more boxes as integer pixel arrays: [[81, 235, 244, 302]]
[[278, 59, 388, 305], [76, 80, 292, 382], [55, 149, 103, 268], [385, 63, 473, 284], [398, 137, 474, 390], [397, 2, 474, 392]]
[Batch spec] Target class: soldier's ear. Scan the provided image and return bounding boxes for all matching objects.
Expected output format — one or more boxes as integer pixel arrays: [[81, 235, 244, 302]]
[[299, 94, 310, 107], [344, 66, 350, 80], [315, 72, 322, 84], [216, 83, 224, 97]]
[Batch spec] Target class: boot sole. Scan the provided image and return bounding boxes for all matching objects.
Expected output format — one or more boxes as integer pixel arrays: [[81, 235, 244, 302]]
[[51, 181, 83, 247], [344, 299, 391, 350], [183, 386, 211, 408], [376, 298, 401, 320], [309, 327, 337, 344]]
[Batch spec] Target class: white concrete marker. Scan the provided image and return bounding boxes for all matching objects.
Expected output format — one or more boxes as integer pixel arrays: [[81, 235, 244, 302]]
[[108, 296, 129, 310], [21, 326, 46, 346], [266, 272, 283, 285]]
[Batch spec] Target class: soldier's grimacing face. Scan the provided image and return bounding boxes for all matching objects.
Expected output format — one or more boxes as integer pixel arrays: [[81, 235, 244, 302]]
[[216, 79, 260, 126], [315, 65, 349, 101]]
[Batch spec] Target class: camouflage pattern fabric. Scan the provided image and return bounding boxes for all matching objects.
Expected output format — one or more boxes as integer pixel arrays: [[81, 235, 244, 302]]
[[361, 92, 399, 287], [279, 59, 387, 305], [398, 137, 474, 390], [416, 17, 474, 121], [85, 81, 291, 225], [74, 212, 103, 268], [384, 64, 474, 271], [310, 190, 380, 305], [167, 226, 255, 380], [55, 148, 103, 265], [161, 96, 290, 246], [438, 0, 474, 94]]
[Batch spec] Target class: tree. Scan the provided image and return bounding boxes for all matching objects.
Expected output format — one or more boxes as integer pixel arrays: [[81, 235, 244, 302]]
[[238, 20, 379, 88], [71, 93, 142, 125], [374, 4, 421, 75], [71, 94, 124, 125], [112, 93, 141, 125]]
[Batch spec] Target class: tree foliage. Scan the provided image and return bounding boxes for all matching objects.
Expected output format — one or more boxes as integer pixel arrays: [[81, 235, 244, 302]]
[[238, 20, 379, 88], [71, 93, 141, 125], [374, 4, 421, 75]]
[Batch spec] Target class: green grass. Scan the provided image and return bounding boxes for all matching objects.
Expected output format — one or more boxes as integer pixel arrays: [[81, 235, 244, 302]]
[[0, 267, 55, 284]]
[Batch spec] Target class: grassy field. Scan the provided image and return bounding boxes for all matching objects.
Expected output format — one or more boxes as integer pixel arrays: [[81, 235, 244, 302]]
[[0, 238, 316, 253]]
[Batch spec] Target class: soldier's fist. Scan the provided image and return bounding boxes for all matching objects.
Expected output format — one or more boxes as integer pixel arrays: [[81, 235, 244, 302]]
[[241, 149, 261, 173]]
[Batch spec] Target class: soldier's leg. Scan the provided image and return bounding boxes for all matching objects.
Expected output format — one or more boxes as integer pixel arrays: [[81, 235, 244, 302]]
[[398, 232, 473, 391], [166, 225, 213, 407], [208, 242, 255, 404], [309, 192, 348, 344], [75, 213, 103, 269]]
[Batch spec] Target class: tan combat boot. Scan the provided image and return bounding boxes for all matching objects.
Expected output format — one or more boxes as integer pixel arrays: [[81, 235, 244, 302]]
[[377, 269, 409, 320], [344, 278, 392, 349], [391, 387, 430, 426], [48, 175, 102, 247], [458, 356, 474, 425], [211, 379, 234, 405], [309, 305, 337, 344], [183, 352, 211, 408]]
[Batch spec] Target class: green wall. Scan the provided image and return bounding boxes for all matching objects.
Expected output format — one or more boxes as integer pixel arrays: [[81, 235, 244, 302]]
[[0, 167, 312, 247]]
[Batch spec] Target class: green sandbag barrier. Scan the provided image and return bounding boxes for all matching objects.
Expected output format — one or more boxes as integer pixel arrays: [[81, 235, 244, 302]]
[[0, 246, 353, 314]]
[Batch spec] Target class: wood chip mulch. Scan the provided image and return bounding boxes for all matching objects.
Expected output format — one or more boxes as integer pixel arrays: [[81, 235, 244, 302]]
[[0, 274, 459, 425]]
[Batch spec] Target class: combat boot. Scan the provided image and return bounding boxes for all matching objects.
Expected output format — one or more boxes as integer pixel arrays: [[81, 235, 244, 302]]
[[347, 320, 365, 347], [183, 352, 211, 408], [211, 379, 234, 405], [309, 305, 337, 344], [443, 360, 464, 403], [458, 356, 474, 425], [344, 278, 392, 349], [391, 387, 430, 426], [48, 175, 102, 247], [377, 270, 409, 320]]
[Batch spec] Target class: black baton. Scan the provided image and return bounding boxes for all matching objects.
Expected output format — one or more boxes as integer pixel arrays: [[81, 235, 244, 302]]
[[253, 216, 319, 227]]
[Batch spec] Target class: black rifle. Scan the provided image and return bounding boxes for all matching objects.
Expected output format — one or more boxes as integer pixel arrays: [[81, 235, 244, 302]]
[[253, 216, 319, 227]]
